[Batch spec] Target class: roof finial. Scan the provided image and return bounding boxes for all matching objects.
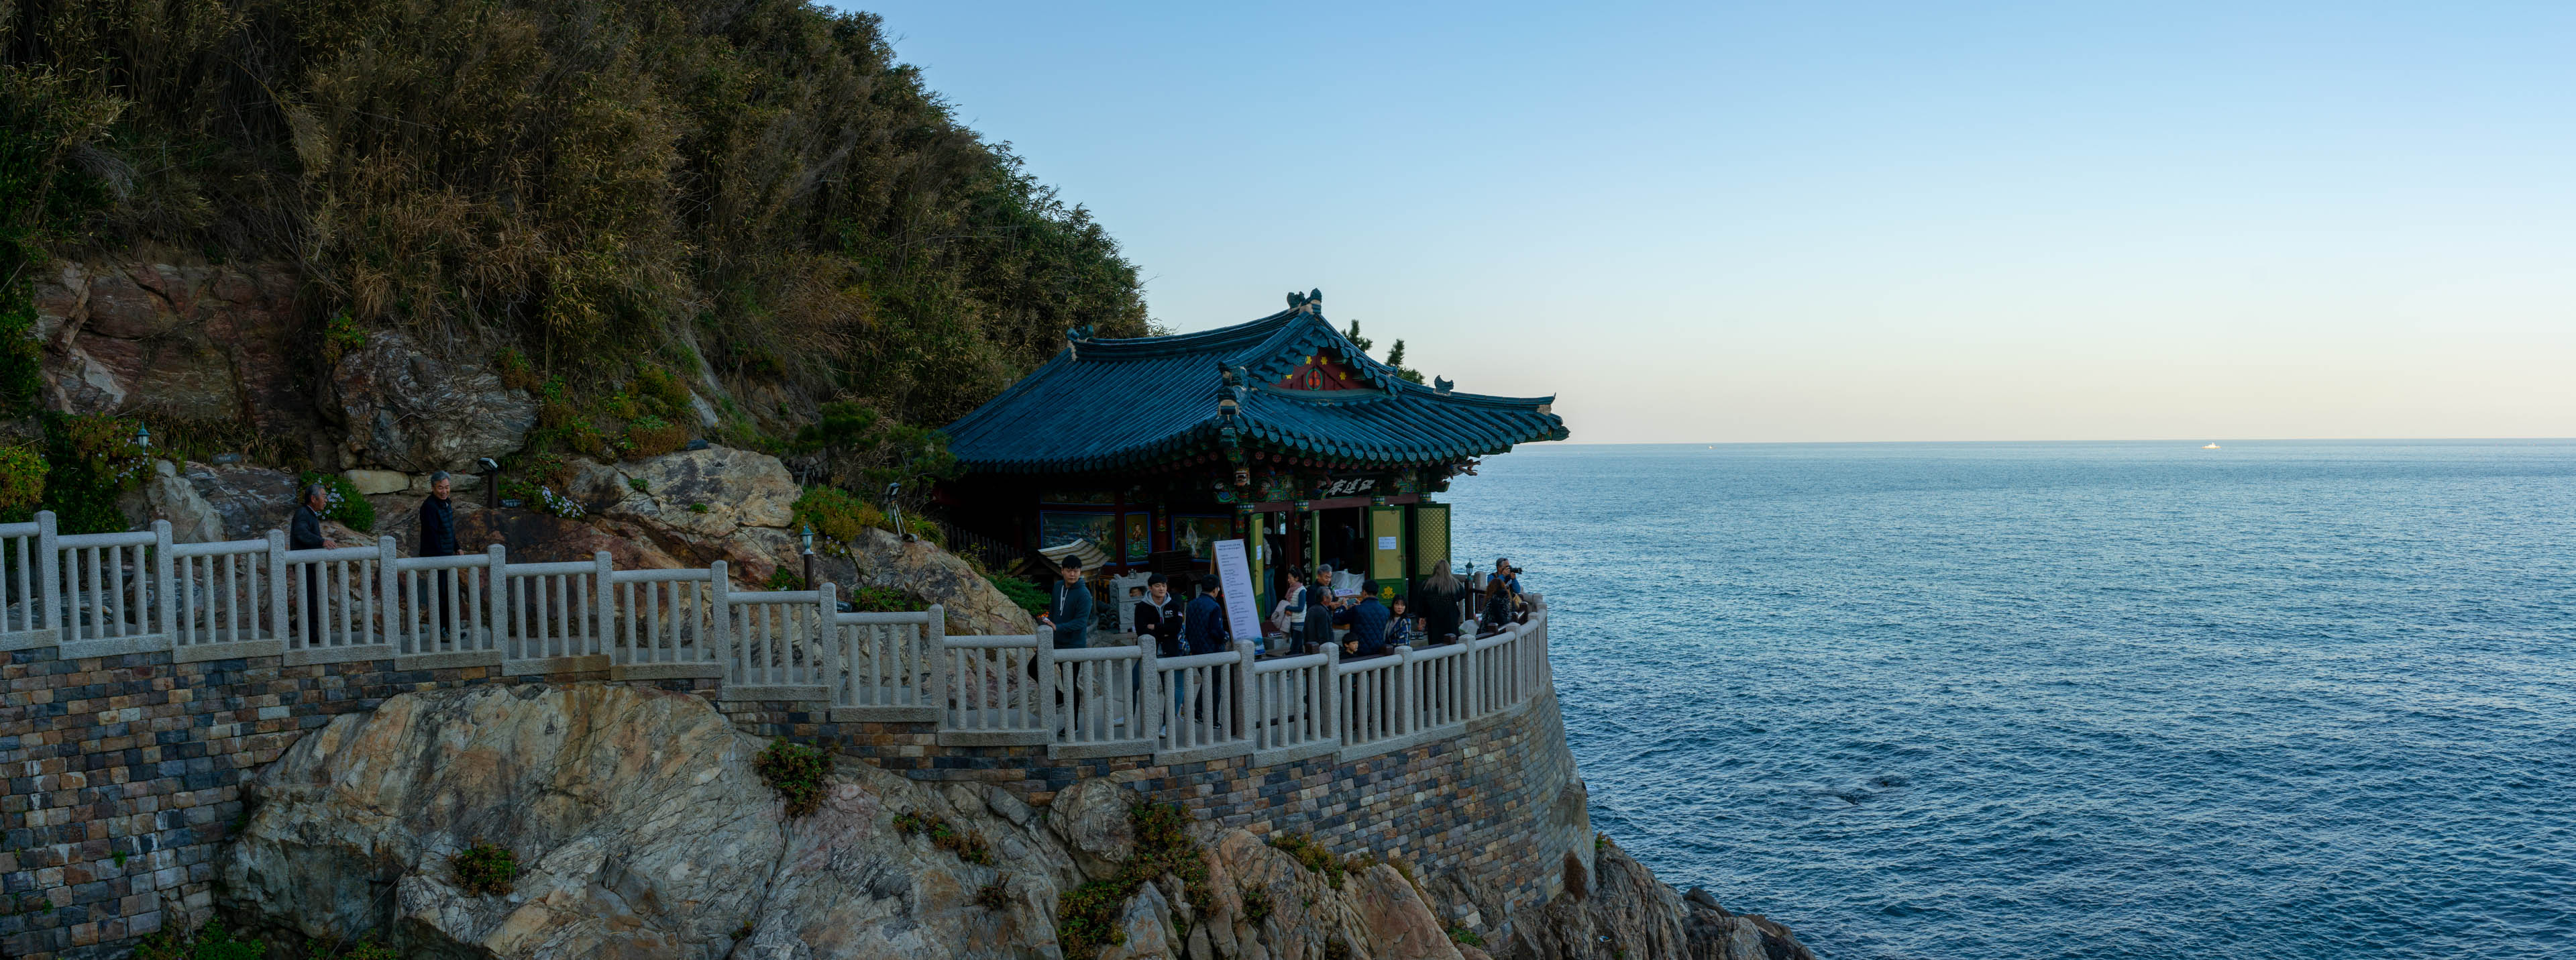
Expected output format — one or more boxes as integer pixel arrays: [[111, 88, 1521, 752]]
[[1065, 323, 1095, 359], [1433, 376, 1454, 393], [1284, 288, 1324, 314]]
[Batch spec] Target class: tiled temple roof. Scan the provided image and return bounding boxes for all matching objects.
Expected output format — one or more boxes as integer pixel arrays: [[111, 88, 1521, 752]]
[[943, 304, 1567, 474]]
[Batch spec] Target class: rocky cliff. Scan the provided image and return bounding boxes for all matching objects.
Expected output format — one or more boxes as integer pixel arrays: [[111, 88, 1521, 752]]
[[217, 685, 1808, 960]]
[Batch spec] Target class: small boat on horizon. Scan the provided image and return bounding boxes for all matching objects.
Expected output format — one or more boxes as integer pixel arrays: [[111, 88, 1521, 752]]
[[2202, 442, 2222, 449]]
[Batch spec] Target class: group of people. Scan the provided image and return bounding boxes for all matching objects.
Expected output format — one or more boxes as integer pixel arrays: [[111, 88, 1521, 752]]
[[284, 471, 462, 644], [1052, 555, 1529, 663]]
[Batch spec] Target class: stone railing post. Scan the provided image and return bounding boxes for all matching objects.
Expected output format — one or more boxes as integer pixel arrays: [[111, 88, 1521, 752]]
[[35, 511, 60, 638], [1137, 633, 1163, 747], [592, 551, 615, 659], [815, 583, 839, 702], [1320, 640, 1340, 744], [1394, 643, 1415, 736], [1232, 639, 1256, 743], [708, 560, 732, 686], [374, 535, 398, 647], [151, 520, 174, 643], [1464, 627, 1482, 718], [266, 529, 288, 644], [1033, 632, 1057, 736], [485, 544, 510, 659], [924, 604, 947, 720]]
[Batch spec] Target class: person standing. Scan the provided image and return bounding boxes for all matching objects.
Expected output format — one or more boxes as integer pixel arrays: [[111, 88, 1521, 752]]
[[1269, 568, 1309, 643], [1038, 558, 1092, 649], [1299, 566, 1340, 655], [1493, 557, 1522, 597], [419, 471, 460, 638], [1134, 574, 1185, 657], [1413, 560, 1466, 645], [1334, 591, 1391, 659], [1178, 575, 1230, 727], [290, 484, 335, 645]]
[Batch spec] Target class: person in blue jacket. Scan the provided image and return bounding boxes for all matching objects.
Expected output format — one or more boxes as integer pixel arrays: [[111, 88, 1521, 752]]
[[1038, 557, 1092, 649]]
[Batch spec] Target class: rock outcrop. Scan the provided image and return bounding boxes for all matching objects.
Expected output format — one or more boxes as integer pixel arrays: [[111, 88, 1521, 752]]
[[32, 253, 311, 441], [227, 684, 1071, 960], [331, 329, 541, 473], [219, 684, 1816, 960], [843, 527, 1039, 637], [145, 461, 225, 544]]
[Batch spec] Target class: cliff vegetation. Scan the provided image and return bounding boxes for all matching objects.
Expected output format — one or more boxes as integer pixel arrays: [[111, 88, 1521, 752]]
[[1, 0, 1148, 527]]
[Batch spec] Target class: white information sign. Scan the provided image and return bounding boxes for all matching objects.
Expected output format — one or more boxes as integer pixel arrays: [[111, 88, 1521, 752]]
[[1377, 535, 1399, 550], [1213, 539, 1263, 645]]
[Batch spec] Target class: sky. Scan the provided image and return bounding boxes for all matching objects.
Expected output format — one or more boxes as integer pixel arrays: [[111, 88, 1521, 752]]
[[844, 2, 2576, 443]]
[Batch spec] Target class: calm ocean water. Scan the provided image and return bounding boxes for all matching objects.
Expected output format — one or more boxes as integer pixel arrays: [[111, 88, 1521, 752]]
[[1445, 440, 2575, 960]]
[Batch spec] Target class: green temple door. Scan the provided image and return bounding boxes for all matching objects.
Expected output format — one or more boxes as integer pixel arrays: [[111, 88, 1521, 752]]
[[1368, 505, 1405, 599]]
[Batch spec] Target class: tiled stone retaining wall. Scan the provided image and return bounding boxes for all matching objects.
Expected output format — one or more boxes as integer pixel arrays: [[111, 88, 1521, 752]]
[[5, 645, 1586, 958]]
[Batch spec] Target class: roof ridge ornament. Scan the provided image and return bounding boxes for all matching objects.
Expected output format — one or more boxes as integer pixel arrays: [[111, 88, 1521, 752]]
[[1433, 376, 1454, 393], [1284, 288, 1324, 314], [1065, 323, 1095, 358]]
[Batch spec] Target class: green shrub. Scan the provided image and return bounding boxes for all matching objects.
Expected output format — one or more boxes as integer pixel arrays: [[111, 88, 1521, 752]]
[[133, 918, 266, 960], [766, 568, 806, 591], [494, 348, 537, 392], [321, 311, 368, 363], [792, 485, 885, 544], [849, 586, 925, 613], [0, 443, 42, 517], [635, 366, 694, 417], [1265, 833, 1358, 890], [1448, 924, 1484, 947], [986, 574, 1048, 618], [975, 881, 1011, 911], [625, 415, 688, 459], [1241, 886, 1271, 924], [628, 476, 650, 492], [753, 737, 831, 816], [296, 472, 376, 533], [451, 843, 517, 896], [689, 502, 710, 514], [1058, 803, 1214, 960], [890, 810, 993, 864]]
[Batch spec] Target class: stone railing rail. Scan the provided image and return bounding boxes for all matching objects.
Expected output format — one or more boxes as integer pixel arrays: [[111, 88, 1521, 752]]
[[0, 511, 1550, 765]]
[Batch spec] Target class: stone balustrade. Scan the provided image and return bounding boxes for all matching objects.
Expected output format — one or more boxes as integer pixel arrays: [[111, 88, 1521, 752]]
[[0, 511, 1552, 767]]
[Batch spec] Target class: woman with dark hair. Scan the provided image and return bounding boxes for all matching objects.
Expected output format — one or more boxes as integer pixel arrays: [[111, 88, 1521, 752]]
[[1413, 560, 1466, 645], [1477, 576, 1516, 636]]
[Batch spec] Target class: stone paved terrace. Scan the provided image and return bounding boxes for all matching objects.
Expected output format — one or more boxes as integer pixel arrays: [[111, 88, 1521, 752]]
[[1, 511, 1575, 959]]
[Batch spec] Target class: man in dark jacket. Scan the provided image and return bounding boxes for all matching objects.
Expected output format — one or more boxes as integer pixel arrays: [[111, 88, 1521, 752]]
[[1181, 575, 1228, 656], [1299, 566, 1338, 654], [1039, 558, 1092, 649], [1134, 574, 1185, 658], [290, 484, 333, 645], [1334, 592, 1391, 659], [419, 471, 460, 637]]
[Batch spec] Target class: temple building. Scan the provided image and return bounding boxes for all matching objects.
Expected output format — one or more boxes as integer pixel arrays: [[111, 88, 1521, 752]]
[[938, 290, 1567, 612]]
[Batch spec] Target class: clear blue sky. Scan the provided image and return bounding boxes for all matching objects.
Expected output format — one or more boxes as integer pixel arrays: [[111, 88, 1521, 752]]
[[845, 2, 2576, 443]]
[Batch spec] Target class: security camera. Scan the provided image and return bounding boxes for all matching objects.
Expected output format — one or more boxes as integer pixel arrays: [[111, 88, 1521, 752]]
[[477, 458, 500, 472]]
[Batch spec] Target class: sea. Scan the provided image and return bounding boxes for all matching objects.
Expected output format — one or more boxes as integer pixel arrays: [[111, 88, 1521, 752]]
[[1444, 440, 2575, 960]]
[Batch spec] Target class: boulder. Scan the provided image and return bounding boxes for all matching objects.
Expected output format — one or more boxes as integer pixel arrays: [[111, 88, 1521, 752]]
[[570, 446, 796, 537], [332, 328, 538, 472], [845, 527, 1038, 638], [227, 686, 785, 957], [1097, 884, 1177, 960], [1046, 778, 1138, 880], [225, 684, 1079, 960], [144, 461, 225, 543], [1350, 864, 1464, 960], [182, 462, 298, 541], [447, 507, 684, 570], [343, 468, 411, 496]]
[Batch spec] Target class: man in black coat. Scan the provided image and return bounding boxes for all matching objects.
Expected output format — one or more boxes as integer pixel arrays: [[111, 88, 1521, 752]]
[[1134, 574, 1185, 658], [419, 471, 460, 637], [290, 483, 333, 645]]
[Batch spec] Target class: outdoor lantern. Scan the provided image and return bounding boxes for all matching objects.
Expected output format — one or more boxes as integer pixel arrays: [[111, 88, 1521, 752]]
[[133, 423, 150, 449], [802, 524, 814, 555]]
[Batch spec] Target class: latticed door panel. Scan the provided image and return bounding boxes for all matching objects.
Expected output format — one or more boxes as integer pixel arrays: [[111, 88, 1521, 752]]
[[1411, 502, 1450, 576]]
